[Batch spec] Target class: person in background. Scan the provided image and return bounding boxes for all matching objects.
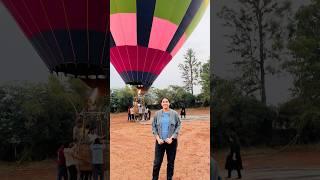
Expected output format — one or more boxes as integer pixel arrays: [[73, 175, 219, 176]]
[[64, 142, 78, 180], [225, 135, 243, 179], [180, 106, 186, 119], [148, 107, 151, 120], [90, 138, 106, 180], [127, 106, 131, 121], [73, 118, 82, 142], [130, 106, 134, 122], [138, 104, 143, 120], [56, 143, 68, 180], [144, 106, 149, 121], [76, 144, 92, 180], [88, 128, 106, 144]]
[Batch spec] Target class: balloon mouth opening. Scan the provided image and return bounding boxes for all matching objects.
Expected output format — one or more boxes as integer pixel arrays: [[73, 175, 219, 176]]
[[127, 82, 144, 88], [62, 73, 107, 80]]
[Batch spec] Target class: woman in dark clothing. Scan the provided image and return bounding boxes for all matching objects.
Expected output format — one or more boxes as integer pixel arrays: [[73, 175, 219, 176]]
[[180, 107, 186, 119], [127, 106, 131, 121], [225, 136, 243, 179]]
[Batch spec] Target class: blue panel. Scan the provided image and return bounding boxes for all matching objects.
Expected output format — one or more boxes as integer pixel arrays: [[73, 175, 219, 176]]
[[119, 71, 158, 89], [30, 30, 108, 76], [136, 0, 156, 47]]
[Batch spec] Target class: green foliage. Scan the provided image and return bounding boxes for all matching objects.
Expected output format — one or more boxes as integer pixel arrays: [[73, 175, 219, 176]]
[[199, 59, 210, 106], [287, 0, 320, 104], [278, 0, 320, 144], [0, 76, 89, 161], [110, 86, 135, 112], [277, 98, 320, 144], [212, 76, 276, 148], [110, 84, 203, 112], [153, 85, 196, 108]]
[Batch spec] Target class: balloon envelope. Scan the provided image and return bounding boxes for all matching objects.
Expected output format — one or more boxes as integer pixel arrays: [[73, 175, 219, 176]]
[[110, 0, 209, 90], [1, 0, 109, 92]]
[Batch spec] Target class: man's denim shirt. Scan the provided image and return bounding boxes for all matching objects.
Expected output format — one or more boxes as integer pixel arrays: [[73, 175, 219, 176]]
[[152, 109, 181, 139]]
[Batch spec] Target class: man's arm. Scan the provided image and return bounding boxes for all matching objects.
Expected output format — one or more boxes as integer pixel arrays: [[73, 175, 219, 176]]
[[171, 112, 181, 139], [151, 112, 158, 137], [152, 112, 164, 144]]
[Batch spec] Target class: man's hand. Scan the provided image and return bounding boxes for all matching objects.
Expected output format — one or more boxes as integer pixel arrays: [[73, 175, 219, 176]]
[[165, 137, 173, 144], [157, 138, 164, 145]]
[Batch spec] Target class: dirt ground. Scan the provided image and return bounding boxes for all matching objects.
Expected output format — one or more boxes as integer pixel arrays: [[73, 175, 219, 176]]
[[110, 107, 210, 180], [0, 107, 210, 180]]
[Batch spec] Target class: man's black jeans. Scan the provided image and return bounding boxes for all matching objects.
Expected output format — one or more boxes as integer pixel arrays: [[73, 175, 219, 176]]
[[152, 139, 178, 180]]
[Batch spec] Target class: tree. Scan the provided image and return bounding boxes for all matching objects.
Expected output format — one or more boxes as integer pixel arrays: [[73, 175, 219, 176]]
[[152, 86, 197, 108], [110, 86, 135, 112], [199, 59, 210, 105], [287, 0, 320, 105], [0, 77, 91, 161], [285, 0, 320, 143], [178, 48, 201, 95], [218, 0, 292, 104]]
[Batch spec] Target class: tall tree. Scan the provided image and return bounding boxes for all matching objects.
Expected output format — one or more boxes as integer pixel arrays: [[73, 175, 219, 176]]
[[218, 0, 291, 104], [287, 0, 320, 104], [178, 48, 201, 95]]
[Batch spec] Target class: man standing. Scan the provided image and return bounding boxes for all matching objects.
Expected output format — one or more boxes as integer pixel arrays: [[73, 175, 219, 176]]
[[91, 138, 106, 180], [57, 144, 68, 180]]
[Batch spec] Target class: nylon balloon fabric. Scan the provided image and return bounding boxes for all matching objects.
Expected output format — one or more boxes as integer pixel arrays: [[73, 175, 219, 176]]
[[110, 0, 209, 90], [1, 0, 110, 90]]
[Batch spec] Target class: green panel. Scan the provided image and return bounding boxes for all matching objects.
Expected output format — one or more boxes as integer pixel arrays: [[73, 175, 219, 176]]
[[185, 0, 209, 37], [110, 0, 136, 14], [154, 0, 191, 25]]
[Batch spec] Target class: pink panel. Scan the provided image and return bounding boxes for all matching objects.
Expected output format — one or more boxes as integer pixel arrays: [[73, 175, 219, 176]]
[[154, 52, 172, 75], [110, 13, 137, 46], [110, 46, 172, 75], [110, 50, 121, 71], [149, 17, 178, 51], [146, 50, 161, 75], [170, 33, 187, 57], [159, 53, 173, 74], [128, 46, 138, 71], [138, 46, 148, 72]]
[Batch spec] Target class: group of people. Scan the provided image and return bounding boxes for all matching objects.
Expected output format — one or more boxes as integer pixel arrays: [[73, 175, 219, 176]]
[[56, 118, 106, 180], [127, 104, 151, 122]]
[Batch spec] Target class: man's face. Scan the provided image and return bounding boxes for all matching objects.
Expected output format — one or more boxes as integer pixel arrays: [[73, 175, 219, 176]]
[[161, 98, 170, 109]]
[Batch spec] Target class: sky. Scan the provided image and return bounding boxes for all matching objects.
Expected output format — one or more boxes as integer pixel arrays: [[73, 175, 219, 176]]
[[0, 3, 210, 95]]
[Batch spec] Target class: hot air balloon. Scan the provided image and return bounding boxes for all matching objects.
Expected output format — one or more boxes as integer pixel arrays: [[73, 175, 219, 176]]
[[1, 2, 110, 174], [1, 0, 109, 95], [110, 0, 209, 91]]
